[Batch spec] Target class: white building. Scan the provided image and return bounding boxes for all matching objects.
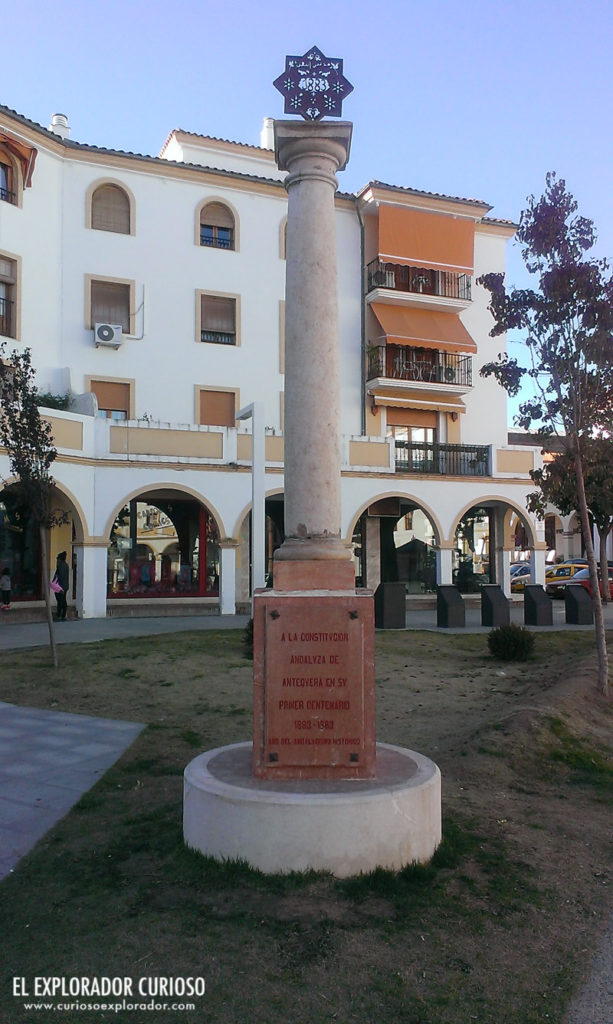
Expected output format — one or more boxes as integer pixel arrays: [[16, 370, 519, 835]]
[[0, 103, 551, 618]]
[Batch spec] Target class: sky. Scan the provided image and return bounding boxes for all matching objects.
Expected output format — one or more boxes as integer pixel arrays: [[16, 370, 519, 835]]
[[3, 0, 613, 417]]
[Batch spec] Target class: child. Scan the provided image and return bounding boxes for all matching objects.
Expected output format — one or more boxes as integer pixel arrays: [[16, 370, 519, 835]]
[[1, 568, 11, 610]]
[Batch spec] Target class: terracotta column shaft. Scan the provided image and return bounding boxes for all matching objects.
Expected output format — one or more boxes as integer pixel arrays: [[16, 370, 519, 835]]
[[274, 121, 352, 562]]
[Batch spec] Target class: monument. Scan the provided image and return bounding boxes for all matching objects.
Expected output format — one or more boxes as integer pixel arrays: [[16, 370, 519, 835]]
[[184, 48, 441, 875]]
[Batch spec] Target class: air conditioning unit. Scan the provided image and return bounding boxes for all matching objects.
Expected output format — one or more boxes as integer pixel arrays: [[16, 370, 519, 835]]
[[94, 323, 123, 349]]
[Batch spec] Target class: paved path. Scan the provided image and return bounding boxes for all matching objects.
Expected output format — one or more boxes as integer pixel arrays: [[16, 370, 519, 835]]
[[0, 612, 250, 652], [0, 702, 143, 879], [1, 601, 613, 653], [0, 609, 611, 1021]]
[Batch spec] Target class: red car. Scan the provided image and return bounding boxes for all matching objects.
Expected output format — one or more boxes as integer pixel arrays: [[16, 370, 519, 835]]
[[552, 567, 613, 600]]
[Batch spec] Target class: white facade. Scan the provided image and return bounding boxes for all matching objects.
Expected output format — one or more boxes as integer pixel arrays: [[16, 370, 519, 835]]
[[0, 104, 546, 617]]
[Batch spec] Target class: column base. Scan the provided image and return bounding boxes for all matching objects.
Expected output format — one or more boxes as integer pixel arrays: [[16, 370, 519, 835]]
[[184, 742, 442, 876], [273, 559, 355, 591]]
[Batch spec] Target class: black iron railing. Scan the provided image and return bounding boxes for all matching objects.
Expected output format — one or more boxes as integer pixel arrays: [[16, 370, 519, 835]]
[[395, 441, 489, 476], [367, 343, 472, 387], [367, 259, 471, 301], [0, 186, 16, 205], [201, 329, 235, 345], [0, 296, 14, 337], [200, 229, 234, 250]]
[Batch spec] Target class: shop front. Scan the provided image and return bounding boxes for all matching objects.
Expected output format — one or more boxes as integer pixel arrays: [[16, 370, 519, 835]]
[[107, 496, 220, 599]]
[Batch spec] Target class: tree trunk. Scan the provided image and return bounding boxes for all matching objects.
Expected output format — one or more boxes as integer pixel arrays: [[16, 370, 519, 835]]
[[574, 451, 608, 695], [40, 524, 58, 669], [599, 527, 610, 605]]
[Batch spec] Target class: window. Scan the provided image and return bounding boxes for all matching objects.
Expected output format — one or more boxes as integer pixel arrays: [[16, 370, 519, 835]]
[[0, 257, 16, 338], [89, 278, 132, 334], [386, 409, 437, 472], [198, 389, 236, 427], [200, 203, 235, 250], [199, 293, 237, 345], [0, 158, 15, 205], [91, 183, 131, 234], [89, 379, 132, 420]]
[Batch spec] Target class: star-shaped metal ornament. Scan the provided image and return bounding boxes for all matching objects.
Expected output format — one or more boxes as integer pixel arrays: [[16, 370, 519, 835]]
[[273, 46, 354, 121]]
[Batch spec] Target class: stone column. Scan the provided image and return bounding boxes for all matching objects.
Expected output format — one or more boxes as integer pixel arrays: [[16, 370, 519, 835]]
[[274, 121, 352, 569], [365, 516, 381, 589], [436, 545, 454, 586], [75, 541, 108, 618]]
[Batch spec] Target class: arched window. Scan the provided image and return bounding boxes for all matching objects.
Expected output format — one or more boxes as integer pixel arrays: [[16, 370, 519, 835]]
[[91, 183, 131, 234], [199, 202, 235, 250]]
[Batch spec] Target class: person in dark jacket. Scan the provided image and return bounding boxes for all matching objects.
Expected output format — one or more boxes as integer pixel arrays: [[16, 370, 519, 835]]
[[53, 551, 69, 621]]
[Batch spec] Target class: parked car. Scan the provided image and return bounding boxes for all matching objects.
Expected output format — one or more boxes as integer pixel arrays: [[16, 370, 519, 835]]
[[571, 567, 613, 600], [545, 561, 589, 593], [545, 559, 587, 578], [547, 567, 613, 599], [510, 565, 532, 592]]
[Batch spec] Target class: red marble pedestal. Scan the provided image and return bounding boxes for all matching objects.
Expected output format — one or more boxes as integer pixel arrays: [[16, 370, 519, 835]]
[[253, 566, 375, 780]]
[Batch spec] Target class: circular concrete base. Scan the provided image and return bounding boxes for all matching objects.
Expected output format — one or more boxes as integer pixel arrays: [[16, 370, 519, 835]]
[[183, 742, 441, 877]]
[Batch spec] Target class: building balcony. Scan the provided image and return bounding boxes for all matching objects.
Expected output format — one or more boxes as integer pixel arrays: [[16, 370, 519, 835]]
[[366, 342, 472, 389], [23, 410, 534, 482], [395, 440, 490, 476], [367, 258, 471, 313]]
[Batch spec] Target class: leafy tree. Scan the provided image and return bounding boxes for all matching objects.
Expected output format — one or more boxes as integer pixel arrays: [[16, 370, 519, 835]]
[[479, 173, 613, 695], [0, 345, 62, 666], [528, 438, 613, 603]]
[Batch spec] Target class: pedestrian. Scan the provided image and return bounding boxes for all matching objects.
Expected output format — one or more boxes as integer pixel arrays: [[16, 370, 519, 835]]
[[52, 551, 69, 621], [0, 567, 11, 610]]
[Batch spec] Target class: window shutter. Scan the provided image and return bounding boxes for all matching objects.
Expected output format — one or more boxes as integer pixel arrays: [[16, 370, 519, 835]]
[[200, 203, 234, 230], [199, 390, 236, 427], [201, 295, 235, 333], [0, 258, 16, 282], [91, 184, 131, 234], [386, 408, 438, 428], [90, 380, 130, 417], [91, 281, 130, 332]]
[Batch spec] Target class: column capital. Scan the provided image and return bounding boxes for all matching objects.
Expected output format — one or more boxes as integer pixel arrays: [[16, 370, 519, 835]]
[[274, 120, 353, 173]]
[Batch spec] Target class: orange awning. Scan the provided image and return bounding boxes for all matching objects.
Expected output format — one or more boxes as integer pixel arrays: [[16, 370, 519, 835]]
[[0, 133, 37, 187], [378, 205, 474, 273], [370, 389, 467, 414], [371, 303, 477, 353]]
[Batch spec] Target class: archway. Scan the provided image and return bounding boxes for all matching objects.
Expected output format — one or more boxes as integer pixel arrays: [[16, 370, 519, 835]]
[[235, 492, 285, 602], [0, 481, 84, 602], [352, 496, 440, 593], [453, 501, 537, 592], [107, 491, 220, 598]]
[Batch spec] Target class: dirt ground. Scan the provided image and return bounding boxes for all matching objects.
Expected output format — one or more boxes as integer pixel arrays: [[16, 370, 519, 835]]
[[1, 628, 612, 1024]]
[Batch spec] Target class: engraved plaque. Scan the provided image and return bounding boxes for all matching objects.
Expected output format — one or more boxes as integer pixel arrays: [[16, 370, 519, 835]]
[[253, 592, 375, 779]]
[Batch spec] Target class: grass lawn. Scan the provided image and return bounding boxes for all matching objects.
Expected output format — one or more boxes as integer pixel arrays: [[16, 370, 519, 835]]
[[1, 627, 613, 1024]]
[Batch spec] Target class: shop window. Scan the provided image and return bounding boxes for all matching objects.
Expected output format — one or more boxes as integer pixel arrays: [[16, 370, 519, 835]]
[[90, 380, 131, 420], [199, 389, 236, 427], [199, 293, 237, 345], [89, 278, 132, 334], [0, 256, 17, 338], [91, 183, 131, 234], [107, 499, 219, 598], [199, 202, 235, 250], [0, 488, 41, 599]]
